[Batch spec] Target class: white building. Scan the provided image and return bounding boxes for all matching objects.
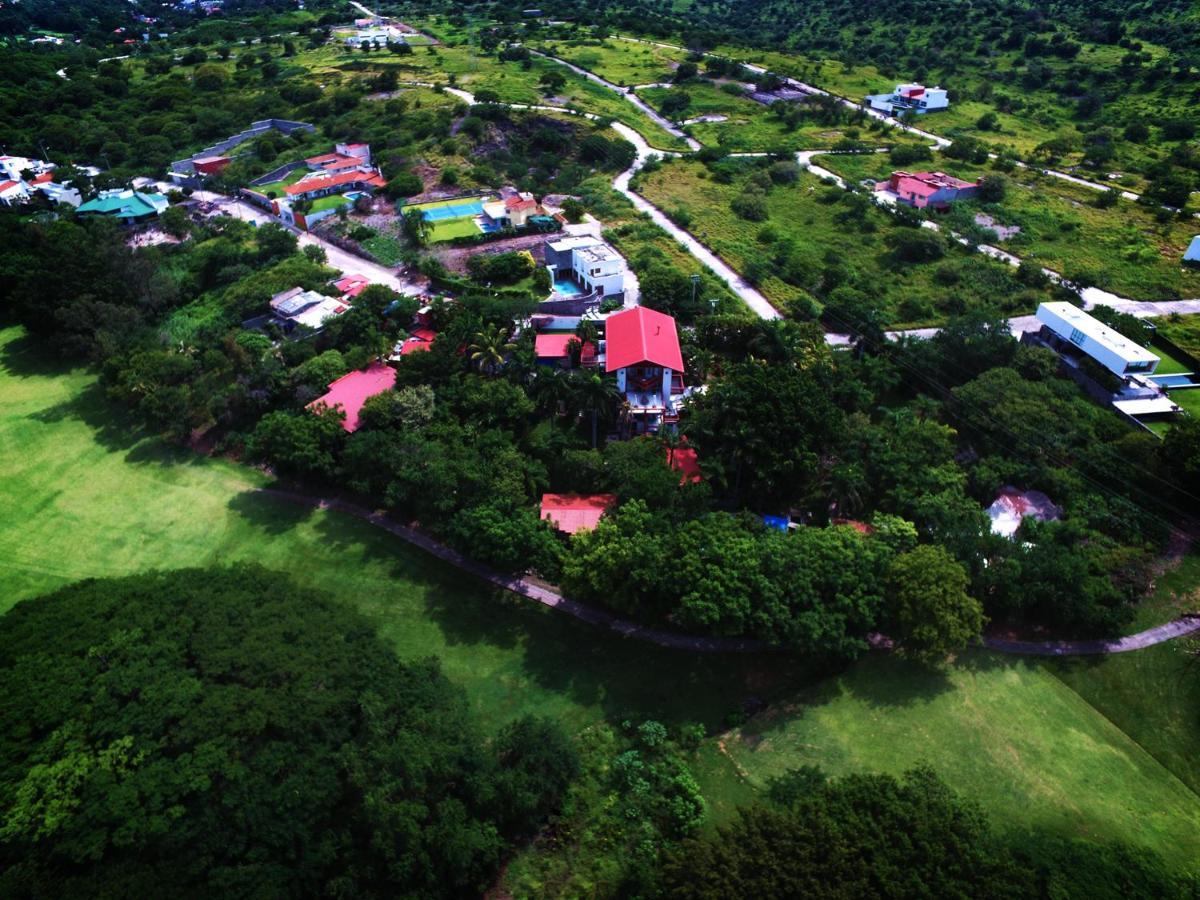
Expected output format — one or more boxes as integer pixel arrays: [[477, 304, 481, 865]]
[[345, 26, 405, 47], [1036, 302, 1159, 376], [544, 236, 627, 298], [866, 83, 949, 115], [269, 287, 351, 331]]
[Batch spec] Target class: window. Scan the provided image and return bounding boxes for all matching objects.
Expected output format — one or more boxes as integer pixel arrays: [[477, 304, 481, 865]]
[[1068, 327, 1086, 347]]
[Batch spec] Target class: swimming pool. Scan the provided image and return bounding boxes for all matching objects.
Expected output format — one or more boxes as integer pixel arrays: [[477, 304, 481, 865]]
[[553, 277, 584, 297], [1150, 373, 1199, 388]]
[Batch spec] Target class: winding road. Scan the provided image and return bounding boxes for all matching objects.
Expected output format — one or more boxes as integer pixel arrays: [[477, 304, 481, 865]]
[[259, 486, 1200, 657]]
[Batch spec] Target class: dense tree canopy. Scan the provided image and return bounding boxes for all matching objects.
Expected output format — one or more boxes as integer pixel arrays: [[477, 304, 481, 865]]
[[0, 567, 574, 899]]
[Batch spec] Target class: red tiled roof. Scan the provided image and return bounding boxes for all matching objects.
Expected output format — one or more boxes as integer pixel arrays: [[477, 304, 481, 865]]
[[540, 493, 617, 534], [334, 274, 370, 297], [286, 168, 386, 196], [30, 172, 55, 185], [505, 196, 537, 211], [605, 306, 683, 373], [0, 180, 20, 192], [410, 327, 438, 343], [535, 333, 592, 359], [306, 362, 396, 432], [667, 446, 702, 484]]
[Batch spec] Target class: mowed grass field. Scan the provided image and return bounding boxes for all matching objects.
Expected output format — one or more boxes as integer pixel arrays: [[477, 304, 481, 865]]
[[3, 324, 1200, 867]]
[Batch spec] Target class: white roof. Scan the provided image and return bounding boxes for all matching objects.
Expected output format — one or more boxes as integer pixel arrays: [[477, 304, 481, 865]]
[[548, 235, 603, 252], [1036, 302, 1159, 365], [1113, 397, 1180, 416]]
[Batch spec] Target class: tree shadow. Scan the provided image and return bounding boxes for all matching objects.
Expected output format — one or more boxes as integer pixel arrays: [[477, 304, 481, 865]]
[[0, 330, 81, 378], [227, 490, 320, 536], [29, 381, 148, 454]]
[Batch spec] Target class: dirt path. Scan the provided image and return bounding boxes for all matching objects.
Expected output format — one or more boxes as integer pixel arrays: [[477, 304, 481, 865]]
[[257, 487, 1200, 658]]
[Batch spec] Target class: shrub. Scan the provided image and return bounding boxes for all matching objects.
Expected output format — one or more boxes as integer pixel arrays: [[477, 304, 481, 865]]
[[730, 191, 769, 221]]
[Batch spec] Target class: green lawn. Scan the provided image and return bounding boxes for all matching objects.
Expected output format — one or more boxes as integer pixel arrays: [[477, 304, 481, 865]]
[[1152, 339, 1197, 376], [710, 651, 1200, 868], [252, 167, 309, 198], [1155, 318, 1200, 364], [1169, 387, 1200, 417], [309, 193, 352, 213], [4, 323, 1200, 870], [361, 231, 405, 265], [533, 37, 688, 86]]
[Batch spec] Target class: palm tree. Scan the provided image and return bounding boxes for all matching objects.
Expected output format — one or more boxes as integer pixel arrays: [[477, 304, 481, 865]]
[[401, 208, 430, 247], [531, 370, 573, 418], [467, 324, 516, 376], [569, 371, 622, 448]]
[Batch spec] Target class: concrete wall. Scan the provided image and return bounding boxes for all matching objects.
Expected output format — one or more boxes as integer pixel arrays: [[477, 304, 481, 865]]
[[171, 119, 315, 174]]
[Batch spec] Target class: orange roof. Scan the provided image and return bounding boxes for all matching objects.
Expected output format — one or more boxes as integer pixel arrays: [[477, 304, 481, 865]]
[[286, 169, 386, 196], [540, 493, 616, 534], [667, 446, 702, 484]]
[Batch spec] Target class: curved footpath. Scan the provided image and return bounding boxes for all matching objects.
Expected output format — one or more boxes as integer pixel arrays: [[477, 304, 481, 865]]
[[259, 488, 1200, 657]]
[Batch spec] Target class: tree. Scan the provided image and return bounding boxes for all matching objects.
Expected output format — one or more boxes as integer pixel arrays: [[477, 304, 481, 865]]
[[569, 370, 622, 447], [401, 208, 430, 246], [0, 568, 540, 898], [977, 174, 1007, 202], [885, 545, 984, 662], [661, 767, 1027, 899], [385, 171, 424, 199], [538, 69, 566, 94], [245, 408, 346, 478], [490, 717, 581, 835], [674, 61, 698, 82], [468, 324, 517, 375], [561, 198, 585, 222]]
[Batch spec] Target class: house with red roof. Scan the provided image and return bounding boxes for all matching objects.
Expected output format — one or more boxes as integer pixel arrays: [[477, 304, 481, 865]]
[[306, 362, 396, 432], [865, 83, 949, 115], [540, 493, 617, 534], [605, 306, 685, 434], [395, 327, 438, 357], [333, 274, 370, 299], [285, 167, 387, 201], [878, 171, 981, 209], [534, 333, 596, 368]]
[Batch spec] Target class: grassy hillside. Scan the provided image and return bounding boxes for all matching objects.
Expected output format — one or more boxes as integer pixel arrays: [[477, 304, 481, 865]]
[[3, 323, 1200, 869]]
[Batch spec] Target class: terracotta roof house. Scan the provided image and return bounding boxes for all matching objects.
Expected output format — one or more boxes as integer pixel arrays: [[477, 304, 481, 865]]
[[878, 171, 981, 209], [540, 493, 617, 534], [605, 306, 685, 435], [285, 168, 386, 200], [306, 362, 396, 432]]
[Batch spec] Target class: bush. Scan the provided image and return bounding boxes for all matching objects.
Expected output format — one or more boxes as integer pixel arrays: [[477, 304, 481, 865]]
[[889, 143, 933, 166], [730, 190, 769, 221], [385, 170, 424, 199], [887, 228, 946, 262]]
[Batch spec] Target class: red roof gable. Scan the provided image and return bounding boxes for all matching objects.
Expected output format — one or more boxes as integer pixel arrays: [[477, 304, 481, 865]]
[[534, 333, 593, 359], [540, 493, 617, 534], [605, 306, 683, 373], [30, 172, 55, 185], [505, 196, 537, 211], [306, 362, 396, 432], [0, 180, 20, 192]]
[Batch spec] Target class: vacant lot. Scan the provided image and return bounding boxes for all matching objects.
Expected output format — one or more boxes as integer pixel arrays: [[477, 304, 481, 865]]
[[820, 152, 1200, 300], [635, 156, 1053, 326], [3, 324, 1199, 867], [533, 37, 689, 86]]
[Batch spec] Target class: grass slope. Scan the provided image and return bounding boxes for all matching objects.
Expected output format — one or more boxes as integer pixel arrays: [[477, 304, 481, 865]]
[[711, 652, 1200, 868], [3, 325, 1200, 868]]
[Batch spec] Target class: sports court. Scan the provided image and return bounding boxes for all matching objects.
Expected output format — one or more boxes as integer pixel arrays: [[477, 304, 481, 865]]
[[405, 196, 495, 241]]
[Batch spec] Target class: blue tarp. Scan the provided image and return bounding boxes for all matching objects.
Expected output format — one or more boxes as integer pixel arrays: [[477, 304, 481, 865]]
[[762, 515, 790, 532]]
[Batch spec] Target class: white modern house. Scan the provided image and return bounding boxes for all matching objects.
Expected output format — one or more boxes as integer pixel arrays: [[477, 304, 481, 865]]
[[1035, 302, 1159, 376], [865, 83, 949, 115], [544, 236, 628, 298]]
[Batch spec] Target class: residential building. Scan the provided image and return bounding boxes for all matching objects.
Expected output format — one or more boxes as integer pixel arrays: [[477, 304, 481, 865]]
[[865, 83, 949, 115], [305, 143, 373, 175], [192, 155, 231, 176], [539, 493, 616, 534], [307, 362, 396, 432], [544, 236, 627, 298], [605, 306, 685, 434], [482, 192, 540, 228], [77, 189, 169, 223], [396, 327, 437, 357], [345, 26, 406, 47], [269, 286, 350, 331], [0, 155, 54, 182], [878, 171, 981, 208], [0, 180, 30, 206], [333, 274, 370, 299], [285, 166, 386, 202], [1035, 302, 1159, 376], [534, 333, 596, 368]]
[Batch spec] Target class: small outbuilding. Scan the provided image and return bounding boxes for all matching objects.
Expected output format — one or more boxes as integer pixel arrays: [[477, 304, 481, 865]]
[[540, 493, 616, 534]]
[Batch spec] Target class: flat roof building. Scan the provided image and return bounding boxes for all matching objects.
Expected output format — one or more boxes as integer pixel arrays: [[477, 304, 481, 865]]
[[1035, 302, 1159, 376]]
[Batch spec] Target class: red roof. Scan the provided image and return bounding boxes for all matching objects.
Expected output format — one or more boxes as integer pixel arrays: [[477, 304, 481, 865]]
[[505, 196, 537, 212], [30, 172, 55, 185], [286, 168, 386, 196], [0, 180, 20, 192], [605, 306, 683, 373], [667, 446, 702, 484], [306, 362, 396, 432], [535, 333, 593, 359], [398, 328, 437, 356], [334, 274, 370, 297], [540, 493, 617, 534]]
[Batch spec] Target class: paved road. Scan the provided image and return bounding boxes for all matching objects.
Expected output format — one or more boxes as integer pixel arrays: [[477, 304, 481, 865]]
[[985, 617, 1200, 656], [194, 190, 425, 294], [529, 49, 701, 150]]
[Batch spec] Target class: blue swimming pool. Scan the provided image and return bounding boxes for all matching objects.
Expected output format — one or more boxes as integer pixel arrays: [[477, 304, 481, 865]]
[[1151, 373, 1199, 388], [553, 277, 584, 297]]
